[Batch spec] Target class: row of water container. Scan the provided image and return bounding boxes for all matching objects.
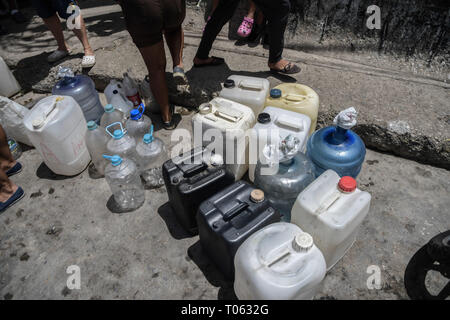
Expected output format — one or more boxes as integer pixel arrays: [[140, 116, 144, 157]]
[[162, 146, 371, 300], [161, 75, 369, 300]]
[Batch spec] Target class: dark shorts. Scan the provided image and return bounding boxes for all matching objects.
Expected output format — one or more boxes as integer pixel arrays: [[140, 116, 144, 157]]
[[119, 0, 186, 48], [32, 0, 77, 20]]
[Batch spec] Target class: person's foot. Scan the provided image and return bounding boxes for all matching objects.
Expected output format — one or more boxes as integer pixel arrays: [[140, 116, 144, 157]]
[[81, 55, 96, 68], [6, 162, 22, 177], [237, 16, 254, 38], [11, 10, 26, 24], [193, 56, 225, 68], [268, 59, 301, 74], [48, 49, 69, 63], [161, 105, 177, 130], [247, 23, 264, 43], [0, 186, 24, 213]]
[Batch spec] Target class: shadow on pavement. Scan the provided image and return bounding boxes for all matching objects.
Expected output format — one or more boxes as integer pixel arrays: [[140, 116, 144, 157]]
[[157, 202, 195, 240], [187, 240, 238, 300]]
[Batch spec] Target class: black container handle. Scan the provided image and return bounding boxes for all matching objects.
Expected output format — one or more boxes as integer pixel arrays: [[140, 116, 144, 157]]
[[223, 202, 249, 221], [181, 162, 208, 178]]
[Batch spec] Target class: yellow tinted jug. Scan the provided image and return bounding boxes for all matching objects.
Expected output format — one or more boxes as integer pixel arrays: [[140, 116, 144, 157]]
[[265, 84, 319, 135]]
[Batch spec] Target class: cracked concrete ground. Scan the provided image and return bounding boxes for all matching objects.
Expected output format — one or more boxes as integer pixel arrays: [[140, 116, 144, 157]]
[[0, 1, 449, 300]]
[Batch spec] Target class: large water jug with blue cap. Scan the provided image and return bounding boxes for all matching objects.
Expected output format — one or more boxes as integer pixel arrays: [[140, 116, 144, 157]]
[[103, 154, 145, 212], [306, 107, 366, 178], [85, 121, 109, 176], [254, 135, 315, 222], [105, 122, 138, 164], [100, 104, 124, 128], [125, 103, 152, 140], [52, 66, 104, 123], [135, 125, 167, 188]]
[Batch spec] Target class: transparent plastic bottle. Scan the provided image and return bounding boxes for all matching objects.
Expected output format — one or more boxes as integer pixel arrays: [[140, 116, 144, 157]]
[[139, 75, 160, 114], [85, 121, 109, 176], [105, 122, 138, 165], [254, 135, 315, 222], [135, 125, 167, 188], [123, 72, 142, 107], [104, 79, 126, 103], [100, 104, 124, 128], [103, 154, 145, 212], [52, 67, 104, 123], [7, 137, 22, 160], [125, 103, 152, 140]]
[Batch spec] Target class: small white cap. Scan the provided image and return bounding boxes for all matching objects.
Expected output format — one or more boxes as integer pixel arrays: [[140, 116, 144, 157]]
[[292, 232, 314, 252], [199, 103, 212, 115], [210, 154, 223, 166], [32, 117, 45, 129]]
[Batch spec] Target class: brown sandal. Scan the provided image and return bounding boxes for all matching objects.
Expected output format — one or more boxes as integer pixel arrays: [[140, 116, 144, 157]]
[[270, 62, 301, 75]]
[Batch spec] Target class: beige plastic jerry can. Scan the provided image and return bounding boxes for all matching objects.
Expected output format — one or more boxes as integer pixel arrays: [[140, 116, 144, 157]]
[[265, 84, 319, 135]]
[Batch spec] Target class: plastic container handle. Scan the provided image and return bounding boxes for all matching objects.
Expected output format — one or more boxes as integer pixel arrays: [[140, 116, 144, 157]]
[[239, 80, 263, 91], [285, 94, 308, 102], [105, 121, 124, 138], [276, 115, 304, 131], [136, 102, 145, 117], [222, 202, 249, 221]]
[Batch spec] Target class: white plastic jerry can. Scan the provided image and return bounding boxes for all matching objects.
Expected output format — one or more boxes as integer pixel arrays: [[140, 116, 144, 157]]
[[291, 169, 371, 270], [234, 222, 326, 300], [219, 75, 270, 115], [23, 96, 91, 176], [249, 106, 311, 182], [0, 56, 21, 97], [192, 97, 256, 180]]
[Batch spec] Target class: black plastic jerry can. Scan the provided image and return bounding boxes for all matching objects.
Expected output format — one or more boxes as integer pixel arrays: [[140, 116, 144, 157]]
[[196, 180, 281, 279], [162, 147, 235, 235]]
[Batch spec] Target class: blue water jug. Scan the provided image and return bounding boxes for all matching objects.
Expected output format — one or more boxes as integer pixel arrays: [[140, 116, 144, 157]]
[[52, 66, 104, 123], [306, 107, 365, 178]]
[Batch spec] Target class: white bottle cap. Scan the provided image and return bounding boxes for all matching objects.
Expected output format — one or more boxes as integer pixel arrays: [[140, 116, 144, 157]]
[[32, 117, 45, 129], [210, 154, 223, 166], [292, 232, 314, 252]]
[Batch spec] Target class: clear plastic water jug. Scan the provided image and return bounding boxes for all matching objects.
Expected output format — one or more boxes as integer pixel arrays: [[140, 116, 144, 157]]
[[85, 121, 109, 176], [104, 79, 126, 103], [306, 107, 366, 178], [192, 97, 256, 180], [219, 75, 270, 115], [123, 72, 142, 107], [0, 96, 32, 146], [234, 222, 326, 300], [291, 169, 371, 270], [265, 83, 319, 135], [23, 95, 90, 176], [52, 67, 104, 123], [100, 104, 124, 129], [105, 122, 138, 165], [8, 137, 22, 160], [103, 154, 145, 212], [125, 103, 152, 140], [249, 106, 311, 182], [139, 75, 160, 114], [254, 136, 315, 222], [0, 56, 21, 97], [135, 125, 167, 188]]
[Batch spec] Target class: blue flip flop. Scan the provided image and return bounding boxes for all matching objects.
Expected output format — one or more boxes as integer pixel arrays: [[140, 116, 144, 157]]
[[0, 187, 25, 213], [6, 162, 22, 177]]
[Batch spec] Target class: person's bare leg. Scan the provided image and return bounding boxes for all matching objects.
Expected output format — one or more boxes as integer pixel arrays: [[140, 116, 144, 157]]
[[247, 1, 257, 19], [0, 125, 17, 202], [138, 41, 172, 122], [42, 14, 69, 52], [0, 125, 16, 172], [71, 15, 94, 56], [164, 26, 184, 69], [211, 0, 219, 13]]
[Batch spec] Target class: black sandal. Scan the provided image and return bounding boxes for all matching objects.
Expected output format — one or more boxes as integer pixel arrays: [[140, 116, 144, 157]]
[[270, 62, 301, 75], [193, 56, 225, 68], [162, 105, 177, 130]]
